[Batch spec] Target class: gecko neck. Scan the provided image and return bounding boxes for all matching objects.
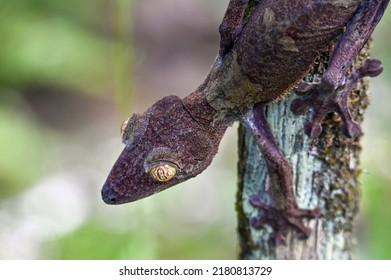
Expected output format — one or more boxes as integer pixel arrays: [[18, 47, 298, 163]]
[[196, 53, 266, 119], [182, 90, 232, 134]]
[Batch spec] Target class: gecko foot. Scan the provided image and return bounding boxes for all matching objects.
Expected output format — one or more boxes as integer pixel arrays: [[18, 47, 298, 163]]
[[250, 195, 320, 245], [290, 59, 383, 138]]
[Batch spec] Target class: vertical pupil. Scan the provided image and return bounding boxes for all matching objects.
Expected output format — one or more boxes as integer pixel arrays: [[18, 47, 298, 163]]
[[150, 164, 176, 182], [157, 167, 165, 179]]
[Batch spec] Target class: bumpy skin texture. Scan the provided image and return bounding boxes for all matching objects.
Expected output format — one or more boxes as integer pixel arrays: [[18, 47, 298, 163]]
[[102, 0, 388, 243]]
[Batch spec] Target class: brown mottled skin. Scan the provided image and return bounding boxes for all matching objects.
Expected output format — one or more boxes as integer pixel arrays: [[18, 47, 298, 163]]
[[102, 0, 388, 243]]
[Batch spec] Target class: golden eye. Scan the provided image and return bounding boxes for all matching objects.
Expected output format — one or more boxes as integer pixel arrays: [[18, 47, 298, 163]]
[[149, 164, 177, 182], [120, 117, 130, 139]]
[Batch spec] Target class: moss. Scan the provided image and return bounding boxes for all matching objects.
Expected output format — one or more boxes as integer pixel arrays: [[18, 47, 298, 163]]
[[236, 124, 256, 259]]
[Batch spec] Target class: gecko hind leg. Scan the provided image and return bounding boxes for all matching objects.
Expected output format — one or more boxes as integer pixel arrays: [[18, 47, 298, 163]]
[[291, 0, 388, 138], [242, 102, 320, 245]]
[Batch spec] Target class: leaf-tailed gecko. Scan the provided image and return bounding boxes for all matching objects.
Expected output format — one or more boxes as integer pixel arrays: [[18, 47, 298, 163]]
[[102, 0, 389, 243]]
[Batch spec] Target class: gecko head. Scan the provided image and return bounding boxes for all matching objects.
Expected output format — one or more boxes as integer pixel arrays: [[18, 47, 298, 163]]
[[102, 95, 224, 205]]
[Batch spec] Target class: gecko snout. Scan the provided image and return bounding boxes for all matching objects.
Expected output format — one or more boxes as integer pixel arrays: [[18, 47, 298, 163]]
[[101, 183, 118, 205]]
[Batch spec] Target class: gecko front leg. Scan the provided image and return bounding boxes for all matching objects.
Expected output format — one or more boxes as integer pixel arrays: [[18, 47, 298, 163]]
[[219, 0, 250, 55], [291, 0, 388, 138], [242, 102, 320, 245]]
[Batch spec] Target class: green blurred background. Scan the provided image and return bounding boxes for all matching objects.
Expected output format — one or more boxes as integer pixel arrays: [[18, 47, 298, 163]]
[[0, 0, 390, 259]]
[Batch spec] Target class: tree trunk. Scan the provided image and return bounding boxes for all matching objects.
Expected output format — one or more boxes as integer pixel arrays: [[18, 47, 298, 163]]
[[237, 46, 371, 259]]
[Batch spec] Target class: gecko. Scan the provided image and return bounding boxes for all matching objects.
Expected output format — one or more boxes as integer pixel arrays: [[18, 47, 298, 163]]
[[102, 0, 389, 243]]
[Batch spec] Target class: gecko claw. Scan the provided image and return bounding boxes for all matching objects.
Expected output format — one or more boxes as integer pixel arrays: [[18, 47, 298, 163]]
[[249, 195, 320, 245], [341, 120, 361, 139], [291, 59, 383, 138], [304, 121, 323, 138]]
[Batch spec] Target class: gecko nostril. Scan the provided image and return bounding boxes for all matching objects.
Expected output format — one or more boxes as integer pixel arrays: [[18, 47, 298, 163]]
[[101, 184, 118, 205]]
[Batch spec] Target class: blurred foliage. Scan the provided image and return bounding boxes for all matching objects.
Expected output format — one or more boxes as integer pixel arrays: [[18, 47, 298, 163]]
[[0, 0, 110, 91], [0, 0, 99, 197], [0, 106, 47, 195], [0, 0, 132, 196], [361, 174, 391, 259], [359, 7, 391, 259], [51, 222, 236, 260], [51, 223, 158, 260], [0, 0, 390, 260]]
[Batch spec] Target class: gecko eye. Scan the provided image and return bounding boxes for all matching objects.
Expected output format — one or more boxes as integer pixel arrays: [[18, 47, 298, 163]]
[[148, 163, 177, 182], [120, 117, 130, 139], [120, 113, 149, 147]]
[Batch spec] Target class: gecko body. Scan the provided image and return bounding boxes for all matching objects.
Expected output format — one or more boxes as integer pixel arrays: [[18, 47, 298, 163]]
[[102, 0, 388, 243]]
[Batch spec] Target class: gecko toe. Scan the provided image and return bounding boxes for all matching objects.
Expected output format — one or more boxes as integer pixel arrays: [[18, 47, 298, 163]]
[[304, 121, 323, 138], [341, 120, 361, 138], [359, 59, 383, 77]]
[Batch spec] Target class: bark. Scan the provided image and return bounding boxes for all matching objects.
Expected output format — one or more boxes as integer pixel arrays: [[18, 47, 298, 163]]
[[237, 47, 371, 259]]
